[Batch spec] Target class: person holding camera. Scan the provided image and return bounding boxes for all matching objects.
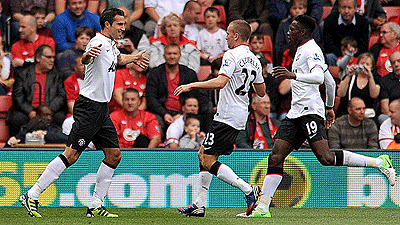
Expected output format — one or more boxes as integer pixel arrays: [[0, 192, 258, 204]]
[[336, 52, 380, 118], [379, 99, 400, 149]]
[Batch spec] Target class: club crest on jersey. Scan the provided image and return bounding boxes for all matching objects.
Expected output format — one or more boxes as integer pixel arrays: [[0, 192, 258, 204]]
[[313, 53, 321, 61], [108, 61, 117, 72], [222, 59, 230, 67]]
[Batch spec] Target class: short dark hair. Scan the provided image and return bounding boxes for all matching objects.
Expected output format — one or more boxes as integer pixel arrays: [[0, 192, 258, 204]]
[[100, 8, 125, 30], [35, 44, 54, 60], [75, 26, 94, 39], [294, 15, 316, 36], [184, 0, 201, 12], [211, 57, 222, 72], [341, 36, 358, 50], [30, 6, 46, 15], [184, 114, 200, 126], [164, 42, 181, 53], [122, 88, 140, 98], [290, 0, 307, 8], [26, 117, 47, 132], [204, 6, 220, 17], [250, 32, 264, 42], [230, 20, 252, 42]]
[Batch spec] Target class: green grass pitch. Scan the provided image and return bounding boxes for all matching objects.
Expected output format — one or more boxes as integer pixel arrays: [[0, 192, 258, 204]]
[[2, 207, 400, 225]]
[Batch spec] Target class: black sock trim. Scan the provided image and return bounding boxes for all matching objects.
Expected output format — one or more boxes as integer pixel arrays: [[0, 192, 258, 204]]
[[102, 159, 117, 169], [335, 150, 344, 166], [267, 167, 283, 175], [209, 161, 222, 176], [58, 154, 70, 168], [199, 163, 207, 172]]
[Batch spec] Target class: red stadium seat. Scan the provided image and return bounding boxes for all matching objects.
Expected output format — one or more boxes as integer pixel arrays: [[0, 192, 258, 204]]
[[197, 5, 227, 29], [321, 6, 332, 23], [198, 65, 211, 81], [261, 35, 273, 63], [328, 66, 339, 79], [0, 119, 9, 147], [0, 95, 12, 118], [383, 7, 400, 21]]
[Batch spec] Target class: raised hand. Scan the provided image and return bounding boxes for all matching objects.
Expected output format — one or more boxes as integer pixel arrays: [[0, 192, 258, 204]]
[[272, 66, 296, 79], [133, 50, 150, 70]]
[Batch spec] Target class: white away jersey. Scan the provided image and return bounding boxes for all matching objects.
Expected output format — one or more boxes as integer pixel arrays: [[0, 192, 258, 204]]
[[197, 28, 228, 58], [287, 39, 326, 119], [214, 45, 264, 130], [80, 32, 120, 103]]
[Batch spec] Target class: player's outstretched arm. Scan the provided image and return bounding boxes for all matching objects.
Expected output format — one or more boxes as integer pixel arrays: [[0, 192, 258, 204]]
[[174, 75, 229, 96], [118, 50, 149, 69], [82, 44, 102, 64]]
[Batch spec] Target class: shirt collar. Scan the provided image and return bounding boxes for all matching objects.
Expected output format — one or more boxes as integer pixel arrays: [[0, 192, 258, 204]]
[[338, 14, 356, 25]]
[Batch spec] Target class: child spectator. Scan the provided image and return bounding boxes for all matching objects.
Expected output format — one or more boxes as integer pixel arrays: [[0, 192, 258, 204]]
[[337, 36, 358, 79], [179, 115, 203, 149], [31, 6, 52, 37], [197, 7, 228, 65], [0, 35, 13, 95], [249, 32, 271, 67]]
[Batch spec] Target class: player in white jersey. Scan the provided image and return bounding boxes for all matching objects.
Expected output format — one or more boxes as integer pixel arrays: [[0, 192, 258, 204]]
[[175, 20, 265, 217], [238, 15, 396, 219], [19, 8, 149, 218]]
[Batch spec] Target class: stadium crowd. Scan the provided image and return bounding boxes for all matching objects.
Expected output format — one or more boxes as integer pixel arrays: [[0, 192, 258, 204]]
[[2, 0, 400, 150]]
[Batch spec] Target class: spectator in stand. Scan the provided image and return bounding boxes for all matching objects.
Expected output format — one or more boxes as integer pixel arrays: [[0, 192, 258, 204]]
[[236, 94, 280, 149], [0, 0, 19, 52], [179, 0, 202, 42], [146, 43, 205, 132], [30, 6, 52, 38], [62, 53, 84, 135], [7, 45, 66, 136], [115, 6, 149, 53], [270, 0, 322, 35], [7, 105, 68, 146], [179, 115, 203, 149], [336, 52, 380, 118], [275, 0, 322, 67], [0, 0, 11, 17], [379, 99, 400, 149], [144, 0, 188, 37], [330, 0, 386, 31], [380, 0, 400, 6], [99, 0, 144, 29], [110, 55, 147, 112], [228, 0, 273, 36], [205, 58, 221, 111], [111, 88, 161, 148], [11, 15, 56, 68], [379, 51, 400, 124], [0, 35, 12, 95], [370, 22, 400, 77], [52, 0, 101, 52], [165, 96, 202, 148], [328, 97, 379, 149], [149, 13, 200, 72], [197, 6, 228, 65], [323, 0, 369, 66], [337, 36, 358, 79], [55, 0, 99, 15], [56, 26, 93, 79], [10, 0, 55, 23]]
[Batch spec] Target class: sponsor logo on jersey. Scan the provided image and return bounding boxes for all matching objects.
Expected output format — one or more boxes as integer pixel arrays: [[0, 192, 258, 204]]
[[108, 61, 117, 72]]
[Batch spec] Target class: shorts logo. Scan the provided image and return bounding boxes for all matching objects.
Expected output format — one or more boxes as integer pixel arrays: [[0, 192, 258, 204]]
[[78, 139, 86, 146]]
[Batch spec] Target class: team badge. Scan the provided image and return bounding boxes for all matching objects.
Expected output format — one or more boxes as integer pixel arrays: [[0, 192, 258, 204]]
[[122, 120, 127, 125], [313, 53, 321, 61], [125, 81, 131, 85], [140, 84, 146, 90], [137, 121, 143, 127], [78, 139, 86, 146]]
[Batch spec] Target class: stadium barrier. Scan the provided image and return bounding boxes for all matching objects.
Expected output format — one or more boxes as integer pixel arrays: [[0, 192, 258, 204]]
[[0, 148, 399, 208]]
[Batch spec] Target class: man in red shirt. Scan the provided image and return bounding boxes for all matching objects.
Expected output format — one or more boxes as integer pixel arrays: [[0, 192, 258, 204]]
[[111, 88, 161, 148], [11, 15, 55, 67], [7, 44, 66, 136], [110, 58, 147, 112]]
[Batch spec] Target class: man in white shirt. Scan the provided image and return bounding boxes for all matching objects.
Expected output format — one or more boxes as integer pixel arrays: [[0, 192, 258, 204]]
[[19, 8, 149, 218], [379, 99, 400, 149], [240, 15, 396, 218], [175, 19, 266, 217]]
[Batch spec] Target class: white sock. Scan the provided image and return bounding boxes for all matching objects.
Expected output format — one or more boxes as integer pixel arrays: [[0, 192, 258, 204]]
[[90, 162, 115, 209], [28, 156, 67, 200], [342, 150, 383, 168], [193, 171, 212, 207], [257, 174, 282, 211], [216, 163, 252, 195]]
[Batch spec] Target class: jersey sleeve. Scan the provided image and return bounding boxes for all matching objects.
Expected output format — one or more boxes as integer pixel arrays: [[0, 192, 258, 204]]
[[85, 39, 103, 52], [306, 51, 325, 73], [218, 50, 235, 78], [253, 60, 264, 84]]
